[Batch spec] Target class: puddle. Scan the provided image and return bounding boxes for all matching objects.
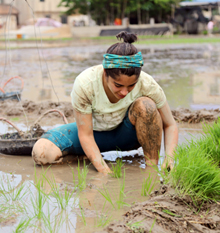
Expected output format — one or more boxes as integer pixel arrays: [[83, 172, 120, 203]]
[[0, 43, 218, 232], [0, 126, 202, 232]]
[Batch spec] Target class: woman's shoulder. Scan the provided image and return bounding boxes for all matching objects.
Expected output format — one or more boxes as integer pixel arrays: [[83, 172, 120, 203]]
[[75, 64, 103, 86], [139, 70, 154, 82]]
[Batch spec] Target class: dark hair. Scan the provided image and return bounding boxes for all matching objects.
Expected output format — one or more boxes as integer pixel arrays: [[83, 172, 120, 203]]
[[104, 31, 141, 80]]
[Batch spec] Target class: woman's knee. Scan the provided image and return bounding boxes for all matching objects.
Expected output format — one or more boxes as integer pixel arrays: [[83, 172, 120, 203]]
[[32, 138, 63, 165], [129, 97, 161, 125]]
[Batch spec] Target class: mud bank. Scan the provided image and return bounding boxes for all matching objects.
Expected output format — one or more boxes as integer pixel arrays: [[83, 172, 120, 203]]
[[0, 100, 220, 124], [97, 185, 220, 233]]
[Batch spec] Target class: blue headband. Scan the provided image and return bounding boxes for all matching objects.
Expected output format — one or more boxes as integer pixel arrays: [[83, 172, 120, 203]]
[[102, 51, 144, 69]]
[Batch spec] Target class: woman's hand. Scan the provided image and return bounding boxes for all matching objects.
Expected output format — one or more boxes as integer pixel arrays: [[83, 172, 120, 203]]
[[161, 156, 174, 171], [74, 110, 112, 174], [158, 102, 178, 172]]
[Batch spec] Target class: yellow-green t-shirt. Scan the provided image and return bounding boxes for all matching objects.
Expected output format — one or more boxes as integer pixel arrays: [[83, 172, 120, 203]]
[[71, 64, 166, 131]]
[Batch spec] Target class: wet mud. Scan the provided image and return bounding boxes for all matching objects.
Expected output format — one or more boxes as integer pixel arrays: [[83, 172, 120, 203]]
[[98, 185, 220, 233], [0, 100, 219, 124]]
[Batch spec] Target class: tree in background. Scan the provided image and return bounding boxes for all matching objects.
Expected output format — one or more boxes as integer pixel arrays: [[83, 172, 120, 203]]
[[58, 0, 181, 25]]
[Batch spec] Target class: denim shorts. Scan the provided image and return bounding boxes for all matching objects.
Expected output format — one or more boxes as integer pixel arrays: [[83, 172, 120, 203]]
[[41, 111, 140, 155]]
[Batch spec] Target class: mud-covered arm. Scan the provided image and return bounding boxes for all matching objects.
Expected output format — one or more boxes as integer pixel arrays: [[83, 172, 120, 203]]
[[74, 109, 112, 175], [158, 101, 178, 170]]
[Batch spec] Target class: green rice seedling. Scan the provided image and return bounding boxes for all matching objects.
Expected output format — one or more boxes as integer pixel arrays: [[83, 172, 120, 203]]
[[30, 184, 47, 219], [43, 173, 75, 210], [0, 175, 28, 202], [202, 120, 220, 163], [141, 172, 158, 196], [149, 218, 156, 233], [127, 219, 145, 232], [79, 204, 87, 226], [42, 205, 66, 233], [162, 209, 182, 217], [167, 138, 220, 202], [95, 212, 112, 228], [77, 160, 89, 192], [98, 185, 116, 210], [13, 217, 33, 233], [110, 156, 124, 178], [116, 170, 130, 209], [30, 168, 48, 219]]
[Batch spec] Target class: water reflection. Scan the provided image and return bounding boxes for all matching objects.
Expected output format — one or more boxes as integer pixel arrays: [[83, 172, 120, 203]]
[[192, 72, 220, 110], [0, 170, 78, 232], [0, 44, 220, 109]]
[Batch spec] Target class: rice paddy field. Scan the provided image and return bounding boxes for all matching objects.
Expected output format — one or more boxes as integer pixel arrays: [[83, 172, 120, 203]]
[[0, 38, 220, 232]]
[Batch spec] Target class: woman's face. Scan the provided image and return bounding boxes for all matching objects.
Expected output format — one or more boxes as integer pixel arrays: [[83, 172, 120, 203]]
[[105, 73, 138, 100]]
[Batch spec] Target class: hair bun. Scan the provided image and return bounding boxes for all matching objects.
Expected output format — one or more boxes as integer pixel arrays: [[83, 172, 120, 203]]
[[116, 31, 137, 44]]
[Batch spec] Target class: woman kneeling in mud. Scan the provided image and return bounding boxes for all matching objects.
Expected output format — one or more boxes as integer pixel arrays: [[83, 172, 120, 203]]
[[32, 31, 178, 175]]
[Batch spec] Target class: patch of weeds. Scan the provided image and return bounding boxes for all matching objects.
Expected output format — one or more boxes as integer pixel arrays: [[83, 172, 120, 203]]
[[110, 156, 124, 178]]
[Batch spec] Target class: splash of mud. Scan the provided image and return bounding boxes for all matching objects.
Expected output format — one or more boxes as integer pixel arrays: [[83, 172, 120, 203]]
[[97, 185, 220, 233]]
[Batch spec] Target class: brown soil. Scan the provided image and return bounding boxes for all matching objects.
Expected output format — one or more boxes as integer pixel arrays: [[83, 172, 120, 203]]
[[0, 100, 74, 122], [97, 185, 220, 233], [0, 100, 220, 124]]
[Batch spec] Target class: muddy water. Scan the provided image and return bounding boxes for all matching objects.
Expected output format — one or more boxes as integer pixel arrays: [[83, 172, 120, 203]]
[[0, 43, 217, 232], [0, 43, 220, 110], [0, 126, 202, 232]]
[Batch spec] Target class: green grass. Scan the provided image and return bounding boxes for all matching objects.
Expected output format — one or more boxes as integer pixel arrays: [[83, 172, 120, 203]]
[[83, 34, 220, 45], [137, 35, 220, 45], [1, 35, 220, 50]]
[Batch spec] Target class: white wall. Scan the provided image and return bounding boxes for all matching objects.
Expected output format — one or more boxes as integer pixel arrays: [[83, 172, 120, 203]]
[[4, 0, 68, 25]]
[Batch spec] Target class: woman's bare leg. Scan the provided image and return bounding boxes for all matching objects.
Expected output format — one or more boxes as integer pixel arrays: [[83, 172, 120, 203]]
[[32, 138, 63, 165], [128, 97, 163, 166]]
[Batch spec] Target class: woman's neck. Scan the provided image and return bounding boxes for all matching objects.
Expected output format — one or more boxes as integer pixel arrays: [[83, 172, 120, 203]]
[[102, 72, 119, 104]]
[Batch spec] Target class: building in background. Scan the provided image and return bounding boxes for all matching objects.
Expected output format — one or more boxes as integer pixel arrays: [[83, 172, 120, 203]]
[[173, 0, 220, 34], [0, 3, 18, 29], [0, 0, 68, 27]]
